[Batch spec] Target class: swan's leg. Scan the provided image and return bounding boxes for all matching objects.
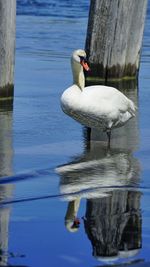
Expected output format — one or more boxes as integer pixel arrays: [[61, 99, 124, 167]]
[[106, 129, 111, 149]]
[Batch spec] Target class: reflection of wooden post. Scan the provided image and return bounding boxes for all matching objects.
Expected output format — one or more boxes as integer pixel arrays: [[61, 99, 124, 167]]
[[0, 0, 16, 101], [85, 0, 148, 82], [84, 191, 142, 259], [0, 111, 13, 265], [0, 207, 11, 265]]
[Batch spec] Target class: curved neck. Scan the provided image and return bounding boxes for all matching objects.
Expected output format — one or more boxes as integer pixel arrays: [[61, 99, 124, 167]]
[[65, 198, 80, 221], [71, 59, 85, 90]]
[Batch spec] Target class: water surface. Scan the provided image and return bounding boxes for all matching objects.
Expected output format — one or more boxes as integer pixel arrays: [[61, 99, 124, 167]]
[[0, 0, 150, 266]]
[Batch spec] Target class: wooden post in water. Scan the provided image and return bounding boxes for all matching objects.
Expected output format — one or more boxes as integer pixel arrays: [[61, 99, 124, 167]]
[[85, 0, 148, 82], [0, 0, 16, 102]]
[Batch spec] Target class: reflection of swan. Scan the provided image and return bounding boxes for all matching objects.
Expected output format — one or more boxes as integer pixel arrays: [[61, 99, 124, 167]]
[[56, 143, 141, 263], [65, 198, 80, 233], [56, 144, 140, 201], [61, 49, 136, 145]]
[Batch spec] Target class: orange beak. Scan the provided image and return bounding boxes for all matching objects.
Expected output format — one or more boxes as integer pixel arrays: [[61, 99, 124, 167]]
[[81, 60, 90, 72], [71, 218, 80, 229]]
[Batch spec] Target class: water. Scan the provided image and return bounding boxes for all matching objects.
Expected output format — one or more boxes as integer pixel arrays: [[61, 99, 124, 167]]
[[0, 0, 150, 266]]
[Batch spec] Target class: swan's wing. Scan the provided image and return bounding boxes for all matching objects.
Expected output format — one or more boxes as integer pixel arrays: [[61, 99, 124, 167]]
[[82, 85, 136, 117]]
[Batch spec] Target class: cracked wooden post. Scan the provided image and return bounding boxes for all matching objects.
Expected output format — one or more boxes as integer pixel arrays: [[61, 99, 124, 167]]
[[0, 0, 16, 103], [85, 0, 148, 83]]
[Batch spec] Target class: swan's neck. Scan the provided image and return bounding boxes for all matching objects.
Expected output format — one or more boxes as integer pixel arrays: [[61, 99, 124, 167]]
[[71, 59, 85, 90], [65, 198, 80, 221]]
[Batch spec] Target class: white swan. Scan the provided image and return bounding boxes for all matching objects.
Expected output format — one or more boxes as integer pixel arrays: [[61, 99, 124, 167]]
[[61, 49, 136, 145]]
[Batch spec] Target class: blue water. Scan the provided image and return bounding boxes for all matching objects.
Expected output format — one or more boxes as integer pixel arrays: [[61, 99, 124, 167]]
[[0, 0, 150, 266]]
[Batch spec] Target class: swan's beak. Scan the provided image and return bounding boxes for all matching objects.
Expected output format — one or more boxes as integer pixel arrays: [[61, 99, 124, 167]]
[[81, 59, 90, 72], [72, 218, 80, 229]]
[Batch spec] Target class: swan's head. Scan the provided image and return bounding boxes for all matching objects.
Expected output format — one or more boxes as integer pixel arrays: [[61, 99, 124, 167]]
[[65, 217, 80, 233], [71, 49, 90, 71]]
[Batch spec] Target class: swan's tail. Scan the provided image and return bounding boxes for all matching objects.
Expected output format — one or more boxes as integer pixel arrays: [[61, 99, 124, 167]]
[[128, 100, 137, 116]]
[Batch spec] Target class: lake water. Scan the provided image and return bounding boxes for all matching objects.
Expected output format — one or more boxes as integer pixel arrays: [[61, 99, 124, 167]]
[[0, 0, 150, 266]]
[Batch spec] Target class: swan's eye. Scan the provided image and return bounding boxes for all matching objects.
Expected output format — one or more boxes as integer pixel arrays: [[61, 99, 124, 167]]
[[79, 56, 90, 71], [79, 56, 85, 62]]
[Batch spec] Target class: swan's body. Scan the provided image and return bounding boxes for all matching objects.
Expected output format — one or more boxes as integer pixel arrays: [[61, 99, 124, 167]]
[[61, 84, 135, 130], [61, 49, 136, 143]]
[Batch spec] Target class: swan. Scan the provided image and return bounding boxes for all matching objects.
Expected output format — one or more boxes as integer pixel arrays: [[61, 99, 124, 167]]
[[61, 49, 136, 145]]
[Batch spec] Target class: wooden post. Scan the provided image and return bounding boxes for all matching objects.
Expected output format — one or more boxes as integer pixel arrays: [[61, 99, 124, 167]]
[[0, 0, 16, 101], [85, 0, 148, 82]]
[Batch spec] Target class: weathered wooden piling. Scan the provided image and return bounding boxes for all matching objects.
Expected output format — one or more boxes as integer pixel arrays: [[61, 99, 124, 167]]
[[0, 0, 16, 101], [85, 0, 148, 82]]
